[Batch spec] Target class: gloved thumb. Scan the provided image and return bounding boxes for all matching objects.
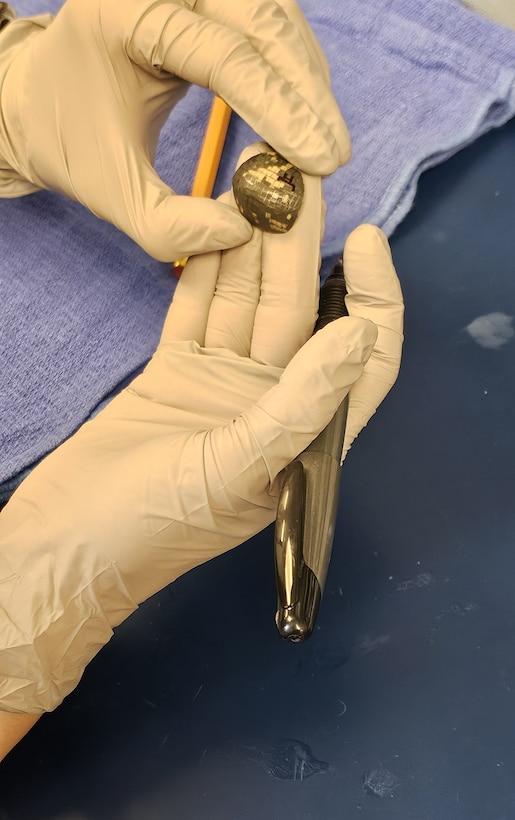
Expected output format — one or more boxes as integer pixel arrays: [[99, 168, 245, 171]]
[[197, 316, 376, 533], [243, 316, 378, 484], [118, 164, 253, 262]]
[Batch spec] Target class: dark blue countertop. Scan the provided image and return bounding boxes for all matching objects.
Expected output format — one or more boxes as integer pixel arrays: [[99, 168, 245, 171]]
[[1, 116, 515, 820]]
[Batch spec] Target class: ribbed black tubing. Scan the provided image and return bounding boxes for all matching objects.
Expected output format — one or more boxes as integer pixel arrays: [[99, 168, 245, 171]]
[[314, 258, 348, 332]]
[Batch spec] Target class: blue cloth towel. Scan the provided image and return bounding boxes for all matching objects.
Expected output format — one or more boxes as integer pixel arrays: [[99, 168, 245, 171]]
[[2, 0, 515, 498]]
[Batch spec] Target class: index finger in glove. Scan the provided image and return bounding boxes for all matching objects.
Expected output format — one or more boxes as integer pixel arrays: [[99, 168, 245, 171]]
[[342, 225, 404, 456], [127, 0, 350, 175]]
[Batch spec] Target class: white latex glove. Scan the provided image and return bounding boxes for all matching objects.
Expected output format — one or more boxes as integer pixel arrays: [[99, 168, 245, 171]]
[[460, 0, 515, 29], [0, 144, 402, 714], [0, 0, 350, 261]]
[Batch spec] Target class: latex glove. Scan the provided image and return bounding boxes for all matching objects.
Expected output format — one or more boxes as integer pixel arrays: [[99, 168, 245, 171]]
[[0, 0, 350, 261], [0, 144, 402, 714]]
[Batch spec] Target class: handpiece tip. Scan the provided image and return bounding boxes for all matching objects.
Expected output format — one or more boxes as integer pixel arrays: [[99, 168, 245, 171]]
[[275, 608, 313, 643], [275, 565, 322, 643]]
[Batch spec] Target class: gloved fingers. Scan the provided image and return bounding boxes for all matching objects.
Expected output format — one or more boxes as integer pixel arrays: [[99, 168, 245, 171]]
[[121, 162, 251, 261], [163, 143, 265, 349], [203, 218, 264, 357], [202, 144, 264, 356], [168, 140, 324, 362], [242, 316, 378, 483], [272, 0, 331, 83], [160, 227, 262, 351], [193, 0, 347, 169], [250, 171, 324, 367], [203, 141, 324, 365], [341, 225, 404, 456], [159, 250, 221, 345], [128, 2, 350, 175], [343, 226, 404, 324], [204, 174, 322, 365]]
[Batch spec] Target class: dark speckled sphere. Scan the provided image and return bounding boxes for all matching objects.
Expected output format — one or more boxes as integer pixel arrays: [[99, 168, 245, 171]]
[[232, 151, 304, 233]]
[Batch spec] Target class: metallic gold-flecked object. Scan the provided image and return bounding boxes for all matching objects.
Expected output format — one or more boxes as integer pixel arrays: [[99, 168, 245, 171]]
[[0, 3, 16, 30], [232, 151, 304, 233]]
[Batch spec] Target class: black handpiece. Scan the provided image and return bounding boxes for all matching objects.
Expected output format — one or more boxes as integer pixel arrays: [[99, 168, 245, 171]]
[[274, 258, 348, 642]]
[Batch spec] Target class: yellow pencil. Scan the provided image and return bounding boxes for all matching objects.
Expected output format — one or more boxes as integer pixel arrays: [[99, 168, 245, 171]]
[[173, 96, 232, 276]]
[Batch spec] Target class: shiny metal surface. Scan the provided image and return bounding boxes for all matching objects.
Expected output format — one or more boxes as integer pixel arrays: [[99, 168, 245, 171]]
[[296, 405, 346, 582], [274, 460, 305, 612], [274, 265, 349, 641], [274, 396, 348, 641], [274, 459, 322, 642]]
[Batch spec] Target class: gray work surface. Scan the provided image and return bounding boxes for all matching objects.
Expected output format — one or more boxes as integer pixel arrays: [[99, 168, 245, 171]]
[[1, 116, 515, 820]]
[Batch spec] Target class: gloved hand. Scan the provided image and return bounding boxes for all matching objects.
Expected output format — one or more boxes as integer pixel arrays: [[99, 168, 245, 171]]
[[0, 0, 350, 261], [0, 145, 402, 714]]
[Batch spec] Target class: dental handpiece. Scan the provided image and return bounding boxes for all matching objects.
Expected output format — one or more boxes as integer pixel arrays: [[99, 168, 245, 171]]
[[274, 258, 348, 642]]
